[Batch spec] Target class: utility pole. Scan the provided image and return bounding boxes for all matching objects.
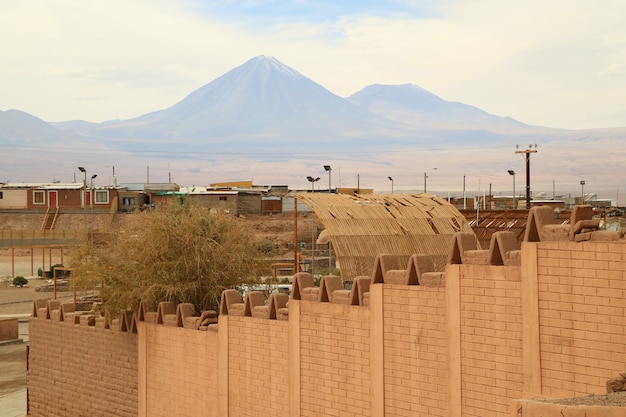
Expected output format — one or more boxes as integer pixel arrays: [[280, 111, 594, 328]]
[[515, 145, 538, 209], [463, 175, 466, 210], [306, 176, 320, 274], [424, 168, 437, 193]]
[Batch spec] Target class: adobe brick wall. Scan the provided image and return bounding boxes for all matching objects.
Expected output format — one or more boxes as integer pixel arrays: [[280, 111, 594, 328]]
[[457, 265, 523, 417], [382, 284, 448, 417], [28, 315, 137, 417], [228, 316, 290, 417], [298, 301, 372, 417], [28, 239, 626, 417], [138, 322, 219, 417], [534, 240, 626, 398], [0, 317, 19, 341]]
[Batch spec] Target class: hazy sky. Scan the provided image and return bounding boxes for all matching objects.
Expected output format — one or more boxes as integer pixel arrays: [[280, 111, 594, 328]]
[[2, 0, 625, 129]]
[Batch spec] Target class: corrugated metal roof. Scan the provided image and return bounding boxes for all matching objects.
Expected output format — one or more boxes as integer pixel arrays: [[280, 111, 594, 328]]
[[119, 183, 180, 191], [1, 182, 84, 190], [462, 209, 571, 248], [178, 186, 238, 195]]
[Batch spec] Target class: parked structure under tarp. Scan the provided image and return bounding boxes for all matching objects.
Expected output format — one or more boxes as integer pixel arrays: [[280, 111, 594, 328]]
[[294, 193, 475, 280]]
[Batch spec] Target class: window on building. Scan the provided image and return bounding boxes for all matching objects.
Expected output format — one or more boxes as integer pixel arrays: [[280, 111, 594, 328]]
[[33, 191, 45, 204], [0, 191, 3, 199], [122, 197, 136, 205], [95, 190, 109, 204], [219, 196, 228, 201]]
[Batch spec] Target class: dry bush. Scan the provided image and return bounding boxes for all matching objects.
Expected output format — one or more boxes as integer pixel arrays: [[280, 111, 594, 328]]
[[70, 198, 269, 315]]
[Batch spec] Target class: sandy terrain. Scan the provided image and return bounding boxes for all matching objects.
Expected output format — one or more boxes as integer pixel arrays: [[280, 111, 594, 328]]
[[0, 343, 27, 417], [0, 247, 67, 279]]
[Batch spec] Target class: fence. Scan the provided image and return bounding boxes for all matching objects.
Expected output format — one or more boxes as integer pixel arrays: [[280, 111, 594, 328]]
[[0, 229, 85, 246]]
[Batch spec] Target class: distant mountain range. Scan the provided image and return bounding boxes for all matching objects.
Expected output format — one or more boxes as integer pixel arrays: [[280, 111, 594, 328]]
[[0, 109, 83, 143], [2, 55, 550, 149], [1, 56, 624, 199], [347, 83, 532, 132], [46, 56, 548, 150]]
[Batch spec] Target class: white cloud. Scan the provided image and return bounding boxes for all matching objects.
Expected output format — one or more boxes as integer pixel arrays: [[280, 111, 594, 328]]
[[0, 0, 625, 128]]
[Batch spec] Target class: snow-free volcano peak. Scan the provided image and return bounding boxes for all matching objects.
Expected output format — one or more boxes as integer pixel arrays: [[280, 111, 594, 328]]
[[244, 55, 304, 79], [84, 56, 396, 142]]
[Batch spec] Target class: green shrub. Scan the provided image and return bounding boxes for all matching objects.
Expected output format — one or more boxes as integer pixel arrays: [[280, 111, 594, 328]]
[[312, 265, 340, 277], [13, 276, 28, 287], [51, 264, 65, 277], [313, 275, 321, 286], [257, 240, 278, 254]]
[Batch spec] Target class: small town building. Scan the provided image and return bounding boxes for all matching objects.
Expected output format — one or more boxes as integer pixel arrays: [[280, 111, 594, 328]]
[[0, 182, 118, 212], [117, 183, 180, 211]]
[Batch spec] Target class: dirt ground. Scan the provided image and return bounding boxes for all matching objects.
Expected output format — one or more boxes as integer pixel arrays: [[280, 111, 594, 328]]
[[0, 342, 27, 398], [0, 279, 75, 315], [0, 343, 27, 417]]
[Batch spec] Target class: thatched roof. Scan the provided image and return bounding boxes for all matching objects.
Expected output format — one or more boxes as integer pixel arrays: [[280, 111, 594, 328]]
[[295, 192, 474, 280]]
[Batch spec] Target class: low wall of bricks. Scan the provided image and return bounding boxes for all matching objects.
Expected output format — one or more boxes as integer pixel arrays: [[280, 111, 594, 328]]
[[136, 283, 446, 417], [139, 323, 220, 417], [227, 316, 290, 416], [534, 241, 626, 399], [297, 300, 372, 417], [28, 313, 138, 417], [382, 283, 448, 416], [456, 265, 523, 416], [0, 317, 19, 341], [28, 239, 626, 416]]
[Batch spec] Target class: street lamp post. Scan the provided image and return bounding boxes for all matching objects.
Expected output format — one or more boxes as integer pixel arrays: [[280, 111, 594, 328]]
[[89, 174, 97, 246], [307, 176, 320, 192], [580, 180, 586, 204], [508, 170, 516, 209], [424, 168, 437, 193], [388, 176, 393, 194], [323, 165, 332, 194], [306, 176, 320, 274], [77, 167, 86, 205], [515, 145, 538, 209], [78, 167, 87, 240]]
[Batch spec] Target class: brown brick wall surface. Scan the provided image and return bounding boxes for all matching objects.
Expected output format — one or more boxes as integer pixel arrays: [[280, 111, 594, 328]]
[[142, 324, 219, 417], [0, 318, 19, 341], [459, 265, 523, 417], [27, 240, 626, 417], [299, 301, 372, 417], [228, 316, 290, 417], [536, 241, 626, 398], [382, 284, 448, 417], [28, 316, 138, 417]]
